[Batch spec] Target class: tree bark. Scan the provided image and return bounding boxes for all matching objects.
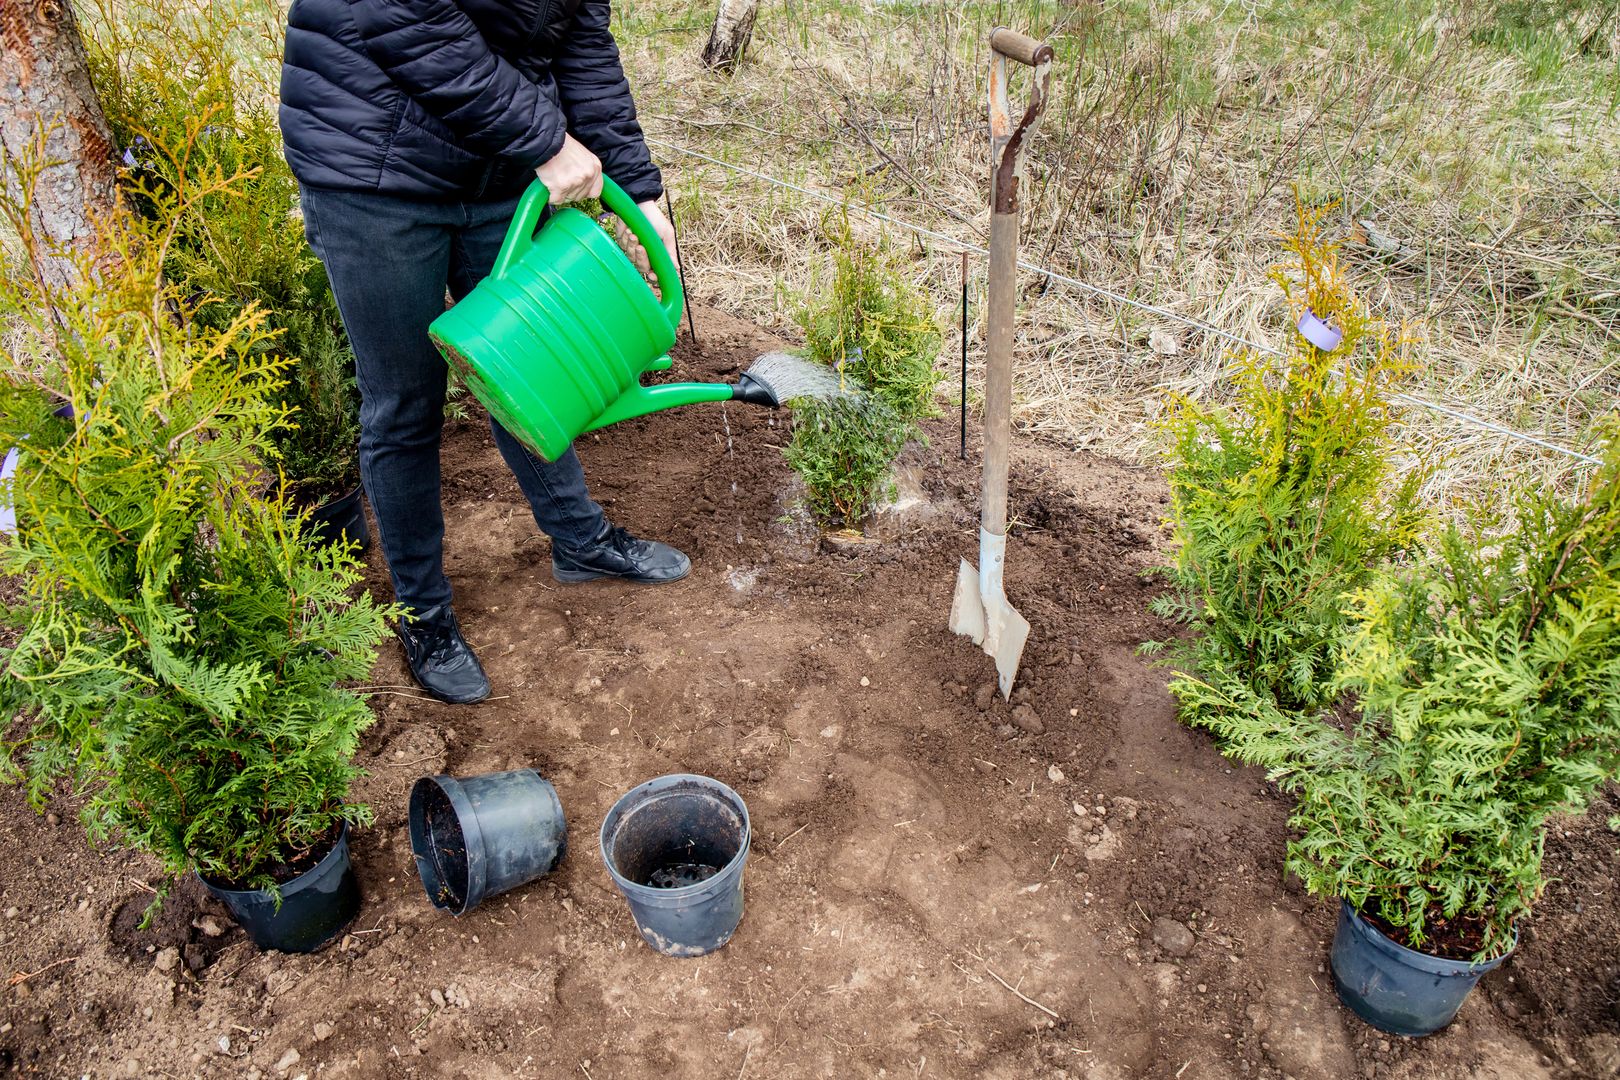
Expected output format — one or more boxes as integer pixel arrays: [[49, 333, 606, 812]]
[[1, 0, 120, 291], [701, 0, 760, 72]]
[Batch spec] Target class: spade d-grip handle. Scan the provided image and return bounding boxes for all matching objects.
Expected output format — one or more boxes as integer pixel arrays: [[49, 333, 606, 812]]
[[988, 28, 1053, 216]]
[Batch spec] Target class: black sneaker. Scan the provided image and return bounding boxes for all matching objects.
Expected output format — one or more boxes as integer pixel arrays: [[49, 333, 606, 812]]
[[552, 523, 692, 585], [397, 604, 491, 705]]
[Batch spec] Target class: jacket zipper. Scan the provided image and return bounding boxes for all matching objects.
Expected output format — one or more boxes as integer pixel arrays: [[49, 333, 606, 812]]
[[524, 0, 556, 49]]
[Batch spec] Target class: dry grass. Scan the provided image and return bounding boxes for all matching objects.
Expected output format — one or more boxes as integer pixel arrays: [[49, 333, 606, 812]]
[[617, 0, 1620, 511], [12, 0, 1615, 515]]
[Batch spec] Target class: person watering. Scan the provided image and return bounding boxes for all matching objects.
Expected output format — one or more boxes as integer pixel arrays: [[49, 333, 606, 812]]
[[280, 0, 689, 705]]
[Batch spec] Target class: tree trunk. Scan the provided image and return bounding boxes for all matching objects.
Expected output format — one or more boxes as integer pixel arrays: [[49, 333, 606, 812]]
[[0, 0, 120, 291], [701, 0, 760, 72]]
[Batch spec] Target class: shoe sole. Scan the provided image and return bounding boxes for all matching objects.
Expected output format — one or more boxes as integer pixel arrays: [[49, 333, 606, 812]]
[[552, 563, 693, 586], [421, 685, 492, 705]]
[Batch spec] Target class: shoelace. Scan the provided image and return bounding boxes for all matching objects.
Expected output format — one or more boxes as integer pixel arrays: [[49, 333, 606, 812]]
[[408, 618, 460, 662], [602, 525, 636, 557]]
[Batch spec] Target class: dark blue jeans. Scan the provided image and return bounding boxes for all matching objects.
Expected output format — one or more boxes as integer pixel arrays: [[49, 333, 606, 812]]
[[300, 185, 607, 614]]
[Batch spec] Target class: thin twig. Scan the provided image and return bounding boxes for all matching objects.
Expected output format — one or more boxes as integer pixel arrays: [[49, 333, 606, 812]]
[[982, 964, 1062, 1021], [411, 1007, 439, 1035], [775, 823, 809, 851], [8, 956, 76, 986], [646, 113, 789, 139]]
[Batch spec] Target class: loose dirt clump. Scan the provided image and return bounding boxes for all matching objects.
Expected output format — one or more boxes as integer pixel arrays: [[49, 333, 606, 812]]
[[2, 307, 1616, 1078]]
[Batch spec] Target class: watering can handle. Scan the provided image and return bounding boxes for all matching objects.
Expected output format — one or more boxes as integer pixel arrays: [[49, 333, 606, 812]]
[[491, 177, 684, 332]]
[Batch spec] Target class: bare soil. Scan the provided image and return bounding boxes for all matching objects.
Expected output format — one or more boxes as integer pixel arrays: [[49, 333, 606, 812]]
[[3, 307, 1618, 1079]]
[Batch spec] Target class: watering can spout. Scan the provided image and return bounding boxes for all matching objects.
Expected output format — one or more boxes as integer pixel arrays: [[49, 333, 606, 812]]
[[584, 352, 858, 431], [582, 380, 735, 432]]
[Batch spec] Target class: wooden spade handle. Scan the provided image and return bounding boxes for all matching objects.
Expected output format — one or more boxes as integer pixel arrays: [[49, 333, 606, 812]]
[[990, 27, 1054, 67]]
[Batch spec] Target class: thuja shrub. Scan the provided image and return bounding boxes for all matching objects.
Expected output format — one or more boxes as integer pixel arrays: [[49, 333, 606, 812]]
[[83, 0, 361, 504], [1186, 427, 1620, 958], [0, 146, 393, 891], [797, 212, 944, 421], [786, 210, 942, 528], [783, 395, 914, 527], [1147, 200, 1427, 714]]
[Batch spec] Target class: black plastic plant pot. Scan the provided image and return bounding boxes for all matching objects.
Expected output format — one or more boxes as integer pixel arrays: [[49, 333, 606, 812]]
[[199, 821, 360, 954], [599, 774, 751, 958], [1330, 901, 1515, 1037], [408, 769, 567, 916], [305, 486, 370, 551]]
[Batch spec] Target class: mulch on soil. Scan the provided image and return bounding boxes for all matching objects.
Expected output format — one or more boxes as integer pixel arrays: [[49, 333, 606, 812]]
[[2, 307, 1617, 1079]]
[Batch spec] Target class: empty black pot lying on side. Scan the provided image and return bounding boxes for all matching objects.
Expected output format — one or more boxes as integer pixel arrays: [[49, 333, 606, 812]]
[[409, 769, 568, 916]]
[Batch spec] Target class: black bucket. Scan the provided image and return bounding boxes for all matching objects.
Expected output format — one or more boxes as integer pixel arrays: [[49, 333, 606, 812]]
[[599, 774, 750, 958], [199, 822, 360, 953], [1330, 901, 1514, 1036], [305, 486, 370, 551], [408, 769, 567, 916]]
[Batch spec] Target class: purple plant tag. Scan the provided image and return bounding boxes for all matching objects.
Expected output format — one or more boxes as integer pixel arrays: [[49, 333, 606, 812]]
[[1298, 309, 1344, 352], [1, 446, 18, 536], [2, 405, 79, 534]]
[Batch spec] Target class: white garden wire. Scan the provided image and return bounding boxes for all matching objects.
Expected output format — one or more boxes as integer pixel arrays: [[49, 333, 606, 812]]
[[648, 138, 1602, 467]]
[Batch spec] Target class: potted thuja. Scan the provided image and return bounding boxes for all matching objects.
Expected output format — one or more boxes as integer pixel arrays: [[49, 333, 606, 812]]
[[0, 175, 393, 952], [1183, 427, 1620, 1035]]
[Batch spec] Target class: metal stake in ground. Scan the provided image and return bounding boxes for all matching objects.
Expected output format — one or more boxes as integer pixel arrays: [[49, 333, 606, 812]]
[[960, 248, 969, 461], [665, 188, 699, 347], [949, 27, 1052, 701]]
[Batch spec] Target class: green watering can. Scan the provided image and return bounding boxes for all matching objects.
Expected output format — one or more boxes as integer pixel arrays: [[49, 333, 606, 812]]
[[430, 177, 839, 462]]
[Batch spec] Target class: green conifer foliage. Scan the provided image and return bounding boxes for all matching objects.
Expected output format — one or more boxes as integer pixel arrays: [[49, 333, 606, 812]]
[[0, 139, 393, 891], [783, 395, 914, 527], [83, 0, 362, 504], [797, 212, 944, 423], [1148, 201, 1427, 713], [1179, 430, 1620, 958], [785, 209, 942, 529]]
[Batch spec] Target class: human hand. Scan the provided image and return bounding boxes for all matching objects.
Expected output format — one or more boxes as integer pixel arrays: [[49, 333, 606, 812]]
[[536, 134, 603, 204], [611, 199, 679, 276]]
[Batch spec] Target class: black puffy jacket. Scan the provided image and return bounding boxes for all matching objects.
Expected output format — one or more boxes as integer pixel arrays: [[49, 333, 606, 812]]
[[280, 0, 661, 202]]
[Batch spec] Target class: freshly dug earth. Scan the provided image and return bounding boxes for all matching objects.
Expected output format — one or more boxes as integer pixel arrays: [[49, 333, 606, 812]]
[[3, 307, 1618, 1079]]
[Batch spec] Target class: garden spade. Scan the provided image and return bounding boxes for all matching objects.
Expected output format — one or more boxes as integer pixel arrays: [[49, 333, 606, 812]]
[[950, 27, 1052, 701]]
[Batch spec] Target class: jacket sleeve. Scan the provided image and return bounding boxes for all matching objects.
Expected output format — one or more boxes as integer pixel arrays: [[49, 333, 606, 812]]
[[552, 0, 663, 202], [346, 0, 569, 164]]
